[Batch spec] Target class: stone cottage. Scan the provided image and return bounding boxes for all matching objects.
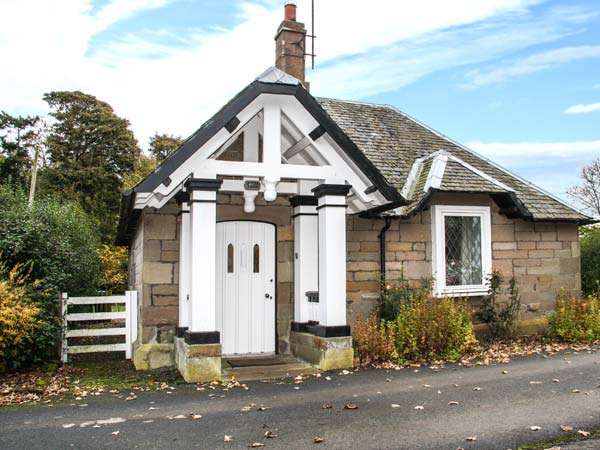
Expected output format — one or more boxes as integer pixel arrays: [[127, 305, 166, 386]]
[[116, 3, 593, 381]]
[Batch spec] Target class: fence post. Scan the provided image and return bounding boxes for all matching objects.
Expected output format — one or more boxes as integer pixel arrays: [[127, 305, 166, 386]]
[[60, 292, 68, 363], [125, 291, 132, 359], [129, 290, 138, 345]]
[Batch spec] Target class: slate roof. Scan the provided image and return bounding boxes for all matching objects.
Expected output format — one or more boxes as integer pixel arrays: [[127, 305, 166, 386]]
[[316, 98, 591, 222]]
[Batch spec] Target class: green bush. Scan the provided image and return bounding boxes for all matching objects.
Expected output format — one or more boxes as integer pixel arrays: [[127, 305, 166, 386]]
[[476, 271, 521, 341], [378, 270, 432, 322], [0, 184, 101, 295], [0, 184, 102, 367], [0, 261, 51, 371], [580, 227, 600, 296], [356, 287, 477, 365], [547, 292, 600, 343], [391, 295, 476, 362]]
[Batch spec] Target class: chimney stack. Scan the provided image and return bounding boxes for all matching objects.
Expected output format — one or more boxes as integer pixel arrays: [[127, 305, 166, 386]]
[[275, 1, 306, 83]]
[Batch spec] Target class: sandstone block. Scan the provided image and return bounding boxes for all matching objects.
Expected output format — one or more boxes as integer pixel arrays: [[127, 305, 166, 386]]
[[145, 214, 176, 240]]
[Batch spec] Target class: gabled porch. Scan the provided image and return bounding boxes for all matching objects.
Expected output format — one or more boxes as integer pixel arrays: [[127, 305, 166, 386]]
[[124, 68, 398, 381]]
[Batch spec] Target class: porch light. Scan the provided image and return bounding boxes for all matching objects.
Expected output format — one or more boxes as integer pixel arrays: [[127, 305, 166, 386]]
[[243, 179, 260, 213], [263, 179, 279, 202], [243, 190, 258, 213]]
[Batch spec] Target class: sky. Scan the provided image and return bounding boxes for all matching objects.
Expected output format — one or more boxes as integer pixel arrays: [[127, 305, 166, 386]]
[[1, 0, 599, 208]]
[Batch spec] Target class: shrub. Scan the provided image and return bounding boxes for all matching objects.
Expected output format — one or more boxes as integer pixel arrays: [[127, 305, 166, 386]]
[[356, 290, 476, 365], [580, 227, 600, 296], [392, 295, 476, 362], [0, 261, 47, 371], [353, 314, 396, 365], [0, 184, 102, 295], [97, 244, 128, 294], [547, 293, 600, 343], [378, 270, 432, 322], [476, 271, 521, 341]]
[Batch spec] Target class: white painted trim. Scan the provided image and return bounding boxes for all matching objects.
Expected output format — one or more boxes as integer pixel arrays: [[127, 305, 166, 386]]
[[293, 202, 318, 323], [445, 153, 514, 192], [188, 188, 218, 332], [68, 344, 127, 354], [431, 205, 491, 297], [220, 179, 299, 195], [424, 152, 448, 191], [66, 312, 126, 321], [178, 204, 191, 329], [66, 328, 124, 337], [317, 192, 348, 326], [67, 295, 126, 305]]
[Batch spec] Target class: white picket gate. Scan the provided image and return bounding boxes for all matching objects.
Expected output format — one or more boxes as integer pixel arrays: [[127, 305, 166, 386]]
[[61, 291, 138, 362]]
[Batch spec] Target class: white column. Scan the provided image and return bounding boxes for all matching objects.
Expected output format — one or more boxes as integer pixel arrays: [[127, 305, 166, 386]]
[[262, 102, 281, 201], [314, 184, 351, 327], [177, 196, 191, 330], [292, 196, 318, 323], [186, 179, 221, 334]]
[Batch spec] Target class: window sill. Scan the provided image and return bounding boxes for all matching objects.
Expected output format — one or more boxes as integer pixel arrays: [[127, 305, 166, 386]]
[[436, 287, 488, 297]]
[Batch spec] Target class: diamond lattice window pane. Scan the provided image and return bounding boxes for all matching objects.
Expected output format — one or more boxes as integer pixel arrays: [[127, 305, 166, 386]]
[[445, 216, 482, 286]]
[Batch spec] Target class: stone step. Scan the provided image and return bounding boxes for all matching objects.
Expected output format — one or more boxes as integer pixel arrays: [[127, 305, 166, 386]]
[[222, 360, 318, 381]]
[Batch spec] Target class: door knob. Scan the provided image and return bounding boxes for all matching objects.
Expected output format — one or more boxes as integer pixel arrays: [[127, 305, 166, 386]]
[[265, 293, 272, 299]]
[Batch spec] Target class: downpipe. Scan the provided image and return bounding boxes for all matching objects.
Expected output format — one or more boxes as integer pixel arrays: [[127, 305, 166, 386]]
[[378, 217, 393, 280]]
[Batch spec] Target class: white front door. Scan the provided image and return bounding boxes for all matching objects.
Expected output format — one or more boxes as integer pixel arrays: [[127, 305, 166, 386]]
[[216, 221, 276, 355]]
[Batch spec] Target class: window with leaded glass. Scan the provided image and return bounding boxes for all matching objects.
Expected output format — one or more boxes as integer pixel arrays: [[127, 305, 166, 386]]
[[431, 205, 491, 296]]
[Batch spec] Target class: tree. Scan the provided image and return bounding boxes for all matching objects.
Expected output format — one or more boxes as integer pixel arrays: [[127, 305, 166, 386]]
[[148, 133, 182, 162], [40, 91, 140, 242], [0, 112, 44, 189], [568, 157, 600, 218], [122, 153, 158, 191]]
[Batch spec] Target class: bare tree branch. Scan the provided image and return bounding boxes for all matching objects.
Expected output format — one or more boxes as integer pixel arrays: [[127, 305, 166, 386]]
[[567, 157, 600, 218]]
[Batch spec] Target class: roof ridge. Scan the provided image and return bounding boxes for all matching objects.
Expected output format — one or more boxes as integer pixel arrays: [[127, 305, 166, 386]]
[[315, 96, 391, 108], [381, 104, 590, 219]]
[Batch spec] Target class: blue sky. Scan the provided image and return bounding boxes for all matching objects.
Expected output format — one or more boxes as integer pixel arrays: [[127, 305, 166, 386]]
[[1, 0, 599, 211]]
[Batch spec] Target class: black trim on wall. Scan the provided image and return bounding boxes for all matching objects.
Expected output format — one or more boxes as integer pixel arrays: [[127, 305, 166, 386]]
[[312, 183, 352, 198], [176, 326, 188, 338], [184, 178, 223, 192], [225, 116, 240, 133], [184, 330, 220, 345], [289, 195, 318, 207], [306, 324, 351, 338], [174, 191, 190, 204]]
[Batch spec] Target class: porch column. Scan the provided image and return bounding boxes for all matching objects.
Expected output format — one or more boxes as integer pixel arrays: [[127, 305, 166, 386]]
[[176, 192, 190, 336], [290, 195, 318, 324], [184, 178, 222, 343], [313, 183, 352, 332]]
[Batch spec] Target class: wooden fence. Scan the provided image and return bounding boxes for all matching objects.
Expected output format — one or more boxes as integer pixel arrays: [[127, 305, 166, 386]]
[[61, 291, 138, 362]]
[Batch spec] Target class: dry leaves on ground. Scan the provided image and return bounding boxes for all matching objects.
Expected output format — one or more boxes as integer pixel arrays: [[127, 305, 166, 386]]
[[0, 366, 80, 406]]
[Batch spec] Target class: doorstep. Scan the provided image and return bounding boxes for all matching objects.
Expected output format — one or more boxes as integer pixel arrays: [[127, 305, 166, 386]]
[[222, 355, 318, 381]]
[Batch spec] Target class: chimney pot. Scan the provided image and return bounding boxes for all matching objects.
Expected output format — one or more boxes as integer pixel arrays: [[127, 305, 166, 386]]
[[284, 2, 297, 21]]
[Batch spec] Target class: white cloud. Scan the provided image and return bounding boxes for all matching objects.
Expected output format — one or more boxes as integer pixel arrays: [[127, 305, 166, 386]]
[[0, 0, 594, 147], [466, 140, 600, 199], [564, 102, 600, 114], [466, 140, 600, 161], [465, 45, 600, 87]]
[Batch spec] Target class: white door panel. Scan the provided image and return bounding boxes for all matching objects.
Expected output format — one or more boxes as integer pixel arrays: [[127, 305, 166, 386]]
[[216, 221, 276, 355]]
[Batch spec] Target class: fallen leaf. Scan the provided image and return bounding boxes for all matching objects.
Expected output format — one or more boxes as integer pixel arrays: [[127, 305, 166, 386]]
[[112, 431, 120, 435], [473, 387, 482, 391], [322, 403, 333, 409], [344, 403, 359, 410], [578, 430, 590, 437], [466, 436, 477, 441], [560, 425, 573, 432], [553, 379, 560, 383], [190, 414, 202, 420], [224, 435, 233, 442], [572, 389, 581, 393], [62, 424, 75, 429], [257, 406, 270, 411], [414, 405, 424, 410], [391, 404, 400, 408], [448, 401, 459, 406], [248, 443, 265, 448], [265, 431, 277, 438], [502, 370, 508, 374], [530, 426, 542, 431], [313, 437, 324, 443]]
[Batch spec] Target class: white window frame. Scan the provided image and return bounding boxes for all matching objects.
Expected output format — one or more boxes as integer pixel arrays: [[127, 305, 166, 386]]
[[431, 205, 492, 297]]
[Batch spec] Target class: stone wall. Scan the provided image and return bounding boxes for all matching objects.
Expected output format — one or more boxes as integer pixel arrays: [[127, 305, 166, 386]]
[[131, 190, 581, 362], [345, 192, 581, 331]]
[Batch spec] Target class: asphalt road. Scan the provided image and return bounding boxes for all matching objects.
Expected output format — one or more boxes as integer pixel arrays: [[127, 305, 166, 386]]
[[1, 350, 599, 450]]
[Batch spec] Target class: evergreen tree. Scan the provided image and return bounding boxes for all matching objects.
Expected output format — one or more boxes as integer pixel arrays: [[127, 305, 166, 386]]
[[40, 91, 140, 242]]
